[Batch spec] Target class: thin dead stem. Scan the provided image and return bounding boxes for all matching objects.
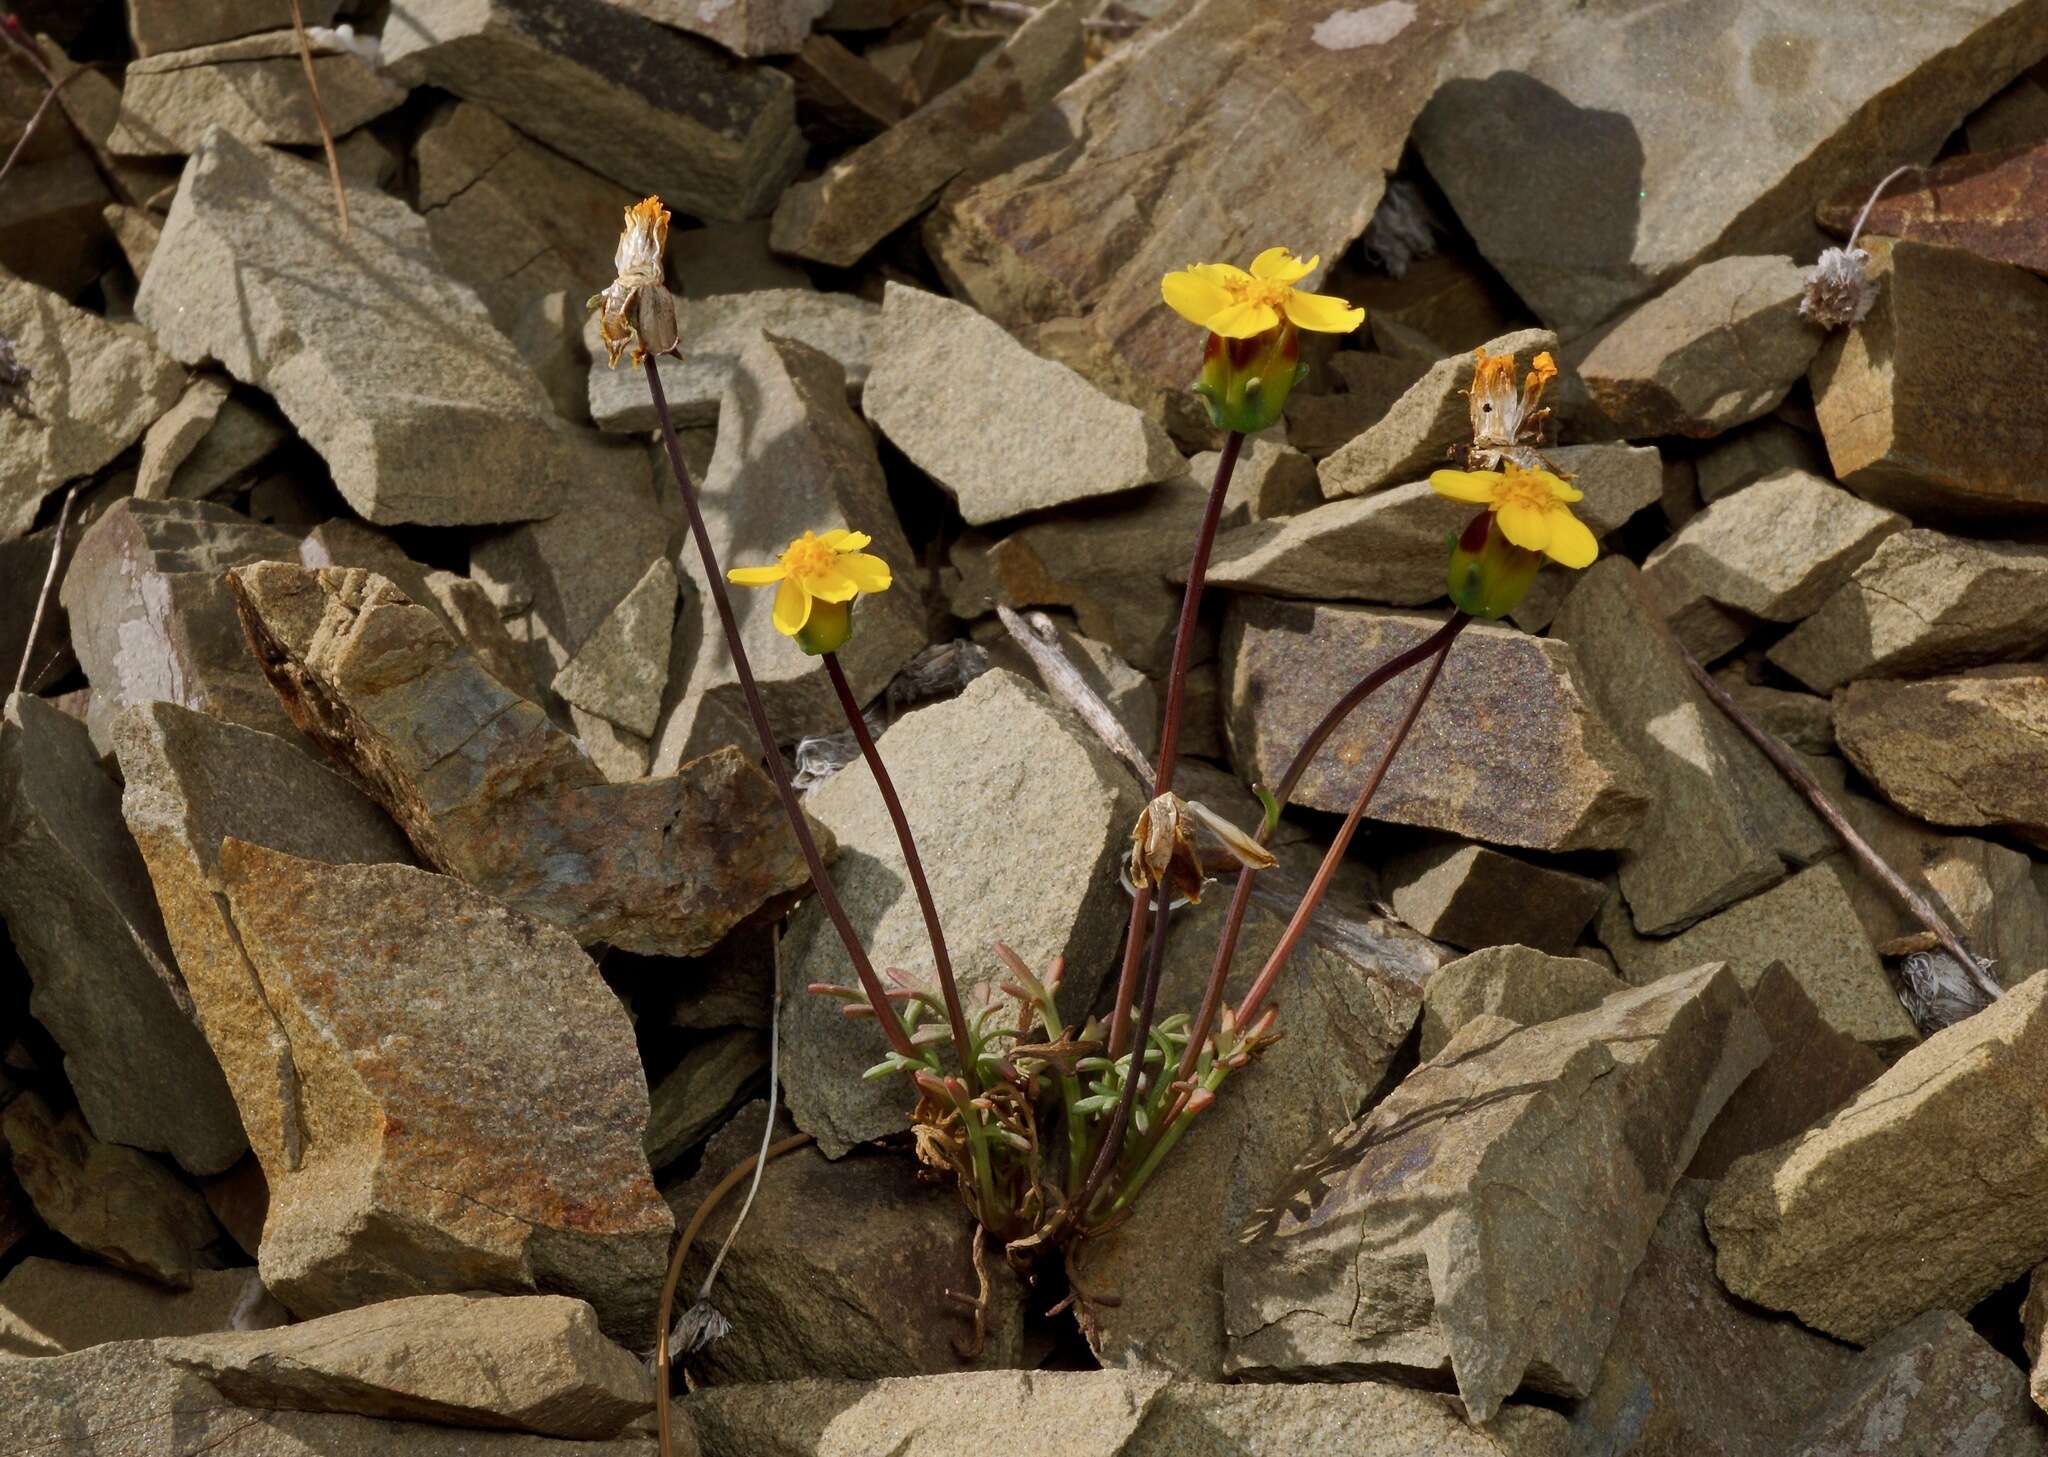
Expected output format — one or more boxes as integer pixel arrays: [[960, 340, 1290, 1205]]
[[13, 484, 77, 697], [287, 0, 349, 238], [0, 24, 76, 198]]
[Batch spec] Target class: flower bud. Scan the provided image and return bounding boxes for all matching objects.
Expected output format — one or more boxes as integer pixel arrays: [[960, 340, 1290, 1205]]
[[1193, 324, 1307, 435], [793, 598, 851, 656], [1446, 510, 1542, 620]]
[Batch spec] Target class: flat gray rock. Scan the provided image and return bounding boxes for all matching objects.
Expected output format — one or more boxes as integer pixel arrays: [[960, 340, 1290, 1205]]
[[1789, 1311, 2048, 1457], [108, 30, 404, 154], [0, 1260, 287, 1358], [551, 557, 677, 740], [1418, 944, 1622, 1060], [1389, 843, 1607, 957], [127, 0, 340, 55]]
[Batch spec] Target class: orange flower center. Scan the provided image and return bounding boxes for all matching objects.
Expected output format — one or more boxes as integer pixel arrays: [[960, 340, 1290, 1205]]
[[1224, 276, 1292, 314], [1493, 469, 1561, 516], [781, 534, 836, 581]]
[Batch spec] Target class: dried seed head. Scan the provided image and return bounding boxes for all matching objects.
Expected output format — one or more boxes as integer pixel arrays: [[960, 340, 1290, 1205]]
[[588, 196, 679, 367], [1799, 247, 1878, 329], [1896, 949, 1997, 1035]]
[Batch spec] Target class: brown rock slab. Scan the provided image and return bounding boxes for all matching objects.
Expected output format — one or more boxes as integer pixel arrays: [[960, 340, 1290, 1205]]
[[1388, 843, 1607, 957], [126, 0, 340, 55], [0, 692, 243, 1174], [161, 1292, 652, 1439], [1837, 666, 2048, 843], [552, 557, 677, 740], [2028, 1264, 2048, 1416], [108, 30, 404, 155], [1810, 238, 2048, 516], [1226, 965, 1769, 1422], [1787, 1310, 2048, 1456], [384, 0, 802, 221], [644, 1029, 766, 1170], [1696, 420, 1832, 503], [1417, 944, 1623, 1060], [229, 562, 813, 957], [0, 1259, 287, 1357], [1708, 968, 2048, 1343], [134, 374, 231, 500], [611, 0, 829, 56], [1222, 596, 1648, 853], [1191, 435, 1319, 522], [1770, 529, 2048, 692], [1710, 667, 1836, 753], [1284, 351, 1430, 459], [1817, 141, 2048, 276]]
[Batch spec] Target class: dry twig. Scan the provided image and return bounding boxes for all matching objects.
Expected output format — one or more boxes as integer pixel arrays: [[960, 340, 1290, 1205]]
[[994, 604, 1153, 786], [13, 483, 77, 697], [287, 0, 349, 237]]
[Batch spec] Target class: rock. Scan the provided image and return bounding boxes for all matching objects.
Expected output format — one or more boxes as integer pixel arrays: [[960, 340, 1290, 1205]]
[[983, 613, 1161, 758], [136, 127, 621, 528], [666, 1105, 1024, 1383], [864, 283, 1182, 526], [0, 269, 183, 541], [0, 693, 243, 1174], [126, 0, 340, 55], [1568, 1178, 1864, 1457], [1968, 64, 2048, 151], [1551, 558, 1837, 933], [0, 527, 76, 695], [1356, 250, 1529, 362], [0, 50, 120, 299], [671, 219, 812, 297], [1193, 436, 1319, 522], [0, 1259, 286, 1357], [159, 388, 290, 501], [1129, 1381, 1571, 1457], [414, 102, 638, 335], [1787, 1310, 2048, 1456], [1318, 329, 1556, 500], [1641, 468, 1906, 659], [229, 562, 814, 957], [108, 31, 404, 155], [1709, 967, 2048, 1342], [552, 557, 677, 740], [1772, 530, 2048, 691], [652, 333, 926, 771], [134, 374, 231, 500], [1696, 420, 1832, 503], [1810, 238, 2048, 516], [1, 1092, 223, 1287], [587, 287, 879, 430], [1835, 666, 2048, 843], [1710, 666, 1837, 753], [1226, 965, 1769, 1422], [1410, 3, 2048, 337], [788, 34, 906, 149], [1387, 845, 1606, 958], [1688, 961, 1885, 1179], [60, 497, 302, 753], [1284, 351, 1430, 458], [384, 0, 802, 221], [1817, 141, 2048, 277], [644, 1030, 766, 1170], [1417, 944, 1623, 1060], [160, 1293, 651, 1439], [783, 670, 1139, 1156], [1222, 597, 1647, 853], [1564, 257, 1823, 438], [2029, 1265, 2048, 1415], [771, 0, 1084, 266], [610, 0, 829, 57]]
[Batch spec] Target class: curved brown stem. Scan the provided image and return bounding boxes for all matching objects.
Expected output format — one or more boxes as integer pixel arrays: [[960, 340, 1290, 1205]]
[[1064, 882, 1172, 1234]]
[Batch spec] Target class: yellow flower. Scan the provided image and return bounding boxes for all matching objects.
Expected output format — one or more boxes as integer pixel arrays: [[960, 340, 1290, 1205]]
[[1430, 463, 1598, 570], [588, 196, 678, 367], [1161, 247, 1365, 337], [727, 529, 893, 655]]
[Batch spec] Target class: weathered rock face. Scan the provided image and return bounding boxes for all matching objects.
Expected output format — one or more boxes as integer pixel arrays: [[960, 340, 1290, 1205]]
[[653, 333, 926, 772], [159, 1293, 652, 1439], [1417, 944, 1621, 1060], [1786, 1311, 2048, 1457], [644, 1030, 766, 1170], [125, 0, 341, 54], [1810, 238, 2048, 516], [1386, 845, 1607, 957], [773, 0, 1083, 267], [136, 126, 627, 528], [108, 31, 404, 154], [228, 562, 814, 957], [383, 0, 803, 221], [1770, 530, 2048, 692], [1835, 666, 2048, 843], [205, 840, 673, 1341], [783, 670, 1140, 1156], [1223, 597, 1648, 853], [2029, 1264, 2048, 1417], [1818, 140, 2048, 279], [1707, 969, 2048, 1344], [552, 557, 677, 741], [611, 0, 830, 57], [1695, 420, 1832, 503], [0, 1259, 287, 1357], [0, 269, 182, 541], [1551, 558, 1835, 933], [1226, 965, 1769, 1423], [865, 283, 1182, 526], [0, 693, 243, 1175]]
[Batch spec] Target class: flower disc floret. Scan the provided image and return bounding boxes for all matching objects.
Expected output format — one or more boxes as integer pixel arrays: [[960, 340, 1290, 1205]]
[[1161, 247, 1364, 338], [1429, 463, 1597, 569]]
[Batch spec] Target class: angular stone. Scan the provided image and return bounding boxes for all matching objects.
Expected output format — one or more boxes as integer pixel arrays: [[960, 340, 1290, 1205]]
[[414, 102, 637, 334], [0, 56, 120, 299], [160, 1293, 651, 1439], [229, 562, 812, 957], [1568, 1179, 1863, 1457], [1710, 667, 1836, 753], [1709, 968, 2048, 1342], [1551, 558, 1837, 933], [772, 0, 1083, 266], [1284, 351, 1430, 459], [1318, 329, 1556, 500], [384, 0, 801, 221], [553, 557, 677, 740], [1696, 420, 1832, 503], [1771, 530, 2048, 692], [1193, 436, 1319, 522], [136, 127, 614, 527], [587, 287, 879, 431], [108, 31, 404, 155], [1130, 1381, 1571, 1457], [1836, 666, 2048, 843], [1418, 944, 1622, 1060], [126, 0, 340, 55], [610, 0, 829, 56], [1226, 965, 1769, 1422], [671, 218, 812, 297], [0, 270, 182, 541], [161, 388, 290, 501], [645, 1029, 766, 1170], [789, 33, 906, 149], [783, 670, 1139, 1155], [1788, 1311, 2048, 1456], [1811, 238, 2048, 516], [0, 693, 243, 1174], [2029, 1264, 2048, 1416], [1564, 257, 1823, 438], [135, 374, 231, 500], [1967, 63, 2048, 152], [1, 1091, 223, 1287], [652, 333, 926, 771], [1817, 141, 2048, 277], [1388, 844, 1606, 958], [0, 1259, 286, 1357], [865, 283, 1181, 525], [1223, 597, 1647, 853]]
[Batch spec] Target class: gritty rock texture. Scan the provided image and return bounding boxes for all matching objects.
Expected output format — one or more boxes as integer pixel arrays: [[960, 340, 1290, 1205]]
[[1787, 1310, 2048, 1457], [1817, 139, 2048, 276], [551, 557, 677, 740], [108, 31, 405, 154], [126, 0, 341, 55], [1417, 944, 1623, 1060], [1387, 844, 1608, 957], [0, 1260, 287, 1357], [611, 0, 831, 57], [1836, 666, 2048, 844]]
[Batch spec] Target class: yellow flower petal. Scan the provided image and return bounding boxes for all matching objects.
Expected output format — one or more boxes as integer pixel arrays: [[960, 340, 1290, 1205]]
[[805, 567, 859, 603], [1544, 509, 1599, 569], [1250, 246, 1317, 284], [835, 551, 892, 593], [727, 563, 787, 585], [1162, 268, 1235, 328], [772, 576, 810, 636], [1525, 468, 1582, 504], [1494, 497, 1555, 555], [1204, 299, 1281, 339], [1429, 469, 1503, 505], [1189, 262, 1253, 287], [1282, 288, 1365, 334], [816, 529, 872, 552]]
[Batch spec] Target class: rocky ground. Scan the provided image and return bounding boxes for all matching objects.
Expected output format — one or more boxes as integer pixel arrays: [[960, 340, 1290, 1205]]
[[3, 0, 2048, 1453]]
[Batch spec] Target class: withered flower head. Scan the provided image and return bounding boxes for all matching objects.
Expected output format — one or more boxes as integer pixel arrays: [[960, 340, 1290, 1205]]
[[588, 196, 679, 367], [1799, 246, 1877, 329], [1464, 346, 1556, 472], [1127, 793, 1277, 905]]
